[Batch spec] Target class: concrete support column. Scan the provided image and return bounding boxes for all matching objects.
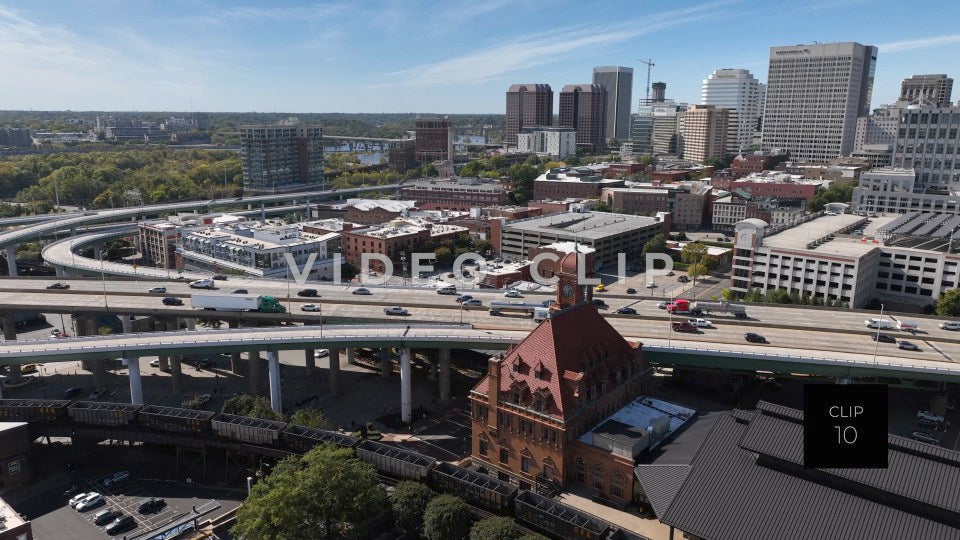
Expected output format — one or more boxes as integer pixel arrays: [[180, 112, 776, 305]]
[[121, 316, 134, 334], [92, 359, 108, 389], [346, 348, 355, 365], [4, 245, 16, 277], [267, 350, 282, 414], [94, 246, 103, 260], [186, 318, 196, 331], [328, 348, 340, 396], [227, 321, 242, 374], [439, 348, 451, 405], [428, 350, 438, 380], [400, 348, 412, 424], [127, 358, 143, 405], [304, 349, 315, 376], [166, 320, 182, 393], [55, 266, 66, 277], [248, 351, 261, 394], [381, 352, 391, 378], [0, 314, 20, 384], [78, 316, 96, 371]]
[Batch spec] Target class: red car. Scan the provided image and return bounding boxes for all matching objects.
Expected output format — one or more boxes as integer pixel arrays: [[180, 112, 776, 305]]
[[672, 321, 698, 333]]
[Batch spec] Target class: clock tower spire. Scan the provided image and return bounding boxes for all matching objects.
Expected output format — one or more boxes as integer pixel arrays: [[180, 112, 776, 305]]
[[555, 252, 593, 309]]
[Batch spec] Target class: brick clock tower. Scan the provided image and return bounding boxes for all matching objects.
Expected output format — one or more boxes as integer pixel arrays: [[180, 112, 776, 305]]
[[555, 252, 592, 309]]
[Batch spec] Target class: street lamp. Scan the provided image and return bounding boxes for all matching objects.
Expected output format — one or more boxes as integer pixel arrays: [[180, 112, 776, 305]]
[[99, 257, 109, 308], [872, 303, 885, 364], [668, 308, 673, 347], [459, 302, 464, 324], [246, 476, 253, 495]]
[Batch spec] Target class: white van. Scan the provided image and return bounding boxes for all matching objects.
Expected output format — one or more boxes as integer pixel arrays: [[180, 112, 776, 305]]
[[864, 318, 894, 329], [189, 278, 215, 289], [436, 283, 457, 295], [897, 320, 919, 331]]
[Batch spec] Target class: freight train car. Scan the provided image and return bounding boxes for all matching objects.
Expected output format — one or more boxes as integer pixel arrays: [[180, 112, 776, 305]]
[[139, 405, 215, 435], [514, 490, 611, 540], [355, 439, 436, 481], [211, 413, 285, 446], [0, 399, 70, 423], [427, 461, 517, 514], [67, 402, 141, 426], [282, 424, 359, 454]]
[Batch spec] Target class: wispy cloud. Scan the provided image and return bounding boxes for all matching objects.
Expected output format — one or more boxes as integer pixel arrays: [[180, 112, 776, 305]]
[[222, 3, 346, 21], [878, 33, 960, 53], [371, 0, 736, 89], [433, 0, 512, 25]]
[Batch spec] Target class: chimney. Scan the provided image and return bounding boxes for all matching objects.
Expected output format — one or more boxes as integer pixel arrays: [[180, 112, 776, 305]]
[[487, 357, 501, 430]]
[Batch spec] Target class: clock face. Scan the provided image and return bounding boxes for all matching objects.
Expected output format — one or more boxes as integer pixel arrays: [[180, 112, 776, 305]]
[[562, 284, 575, 298]]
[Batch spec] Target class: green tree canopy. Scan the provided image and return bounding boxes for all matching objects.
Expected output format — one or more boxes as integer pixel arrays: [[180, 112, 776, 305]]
[[423, 494, 473, 540], [811, 180, 856, 212], [680, 242, 708, 265], [289, 407, 331, 429], [232, 444, 387, 540], [222, 394, 283, 421], [641, 233, 667, 257], [935, 288, 960, 317], [469, 517, 523, 540], [391, 481, 436, 538]]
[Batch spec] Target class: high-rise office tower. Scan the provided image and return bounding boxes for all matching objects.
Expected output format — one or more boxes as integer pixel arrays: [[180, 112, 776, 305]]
[[762, 42, 877, 163], [592, 66, 633, 141], [683, 105, 729, 163], [701, 68, 760, 155], [651, 82, 666, 103], [505, 84, 553, 147], [415, 116, 452, 163], [559, 84, 607, 154], [240, 117, 324, 194], [900, 74, 953, 107]]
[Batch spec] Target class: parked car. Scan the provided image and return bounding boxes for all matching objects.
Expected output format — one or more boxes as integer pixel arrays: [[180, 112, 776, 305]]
[[678, 275, 690, 283], [94, 508, 121, 526], [102, 471, 129, 487], [147, 286, 166, 294], [137, 498, 166, 514], [626, 288, 637, 294], [162, 297, 183, 306], [593, 299, 607, 309], [917, 410, 945, 423], [918, 417, 944, 429], [744, 332, 767, 343], [503, 290, 523, 298], [62, 485, 81, 498], [897, 340, 920, 351], [872, 333, 896, 343], [462, 299, 482, 307], [47, 282, 69, 290], [456, 295, 474, 304], [314, 349, 329, 358], [196, 393, 212, 405], [687, 318, 713, 328], [68, 492, 91, 507], [62, 387, 82, 399], [910, 431, 941, 445], [231, 289, 249, 295], [940, 321, 960, 331], [76, 494, 105, 512], [89, 388, 106, 400], [645, 282, 657, 289], [352, 287, 371, 295], [149, 359, 160, 368], [297, 288, 319, 297], [50, 328, 62, 337], [106, 515, 136, 535], [301, 304, 320, 312], [384, 306, 408, 316], [616, 307, 637, 315], [594, 284, 606, 292]]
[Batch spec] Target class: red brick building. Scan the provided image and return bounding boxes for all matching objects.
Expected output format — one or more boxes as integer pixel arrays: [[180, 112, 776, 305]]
[[726, 152, 790, 178], [401, 179, 508, 211], [470, 254, 651, 501], [342, 221, 467, 273], [709, 176, 821, 203]]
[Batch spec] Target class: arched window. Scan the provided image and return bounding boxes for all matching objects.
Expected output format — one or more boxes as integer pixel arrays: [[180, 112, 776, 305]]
[[611, 470, 626, 499], [592, 464, 605, 491], [574, 457, 586, 483]]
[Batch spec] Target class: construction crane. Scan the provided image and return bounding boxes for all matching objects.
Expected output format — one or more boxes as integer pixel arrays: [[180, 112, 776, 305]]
[[637, 58, 655, 103]]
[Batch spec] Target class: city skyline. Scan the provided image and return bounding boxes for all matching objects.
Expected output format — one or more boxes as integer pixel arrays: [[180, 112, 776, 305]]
[[0, 0, 959, 114]]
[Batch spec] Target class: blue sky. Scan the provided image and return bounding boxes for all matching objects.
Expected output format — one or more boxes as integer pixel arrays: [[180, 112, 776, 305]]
[[1, 0, 959, 114]]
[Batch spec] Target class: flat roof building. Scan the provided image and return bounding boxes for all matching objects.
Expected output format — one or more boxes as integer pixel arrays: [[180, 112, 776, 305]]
[[602, 182, 714, 231], [516, 126, 576, 159], [900, 74, 953, 107], [683, 105, 728, 163], [533, 167, 625, 200], [401, 177, 509, 211], [559, 84, 607, 154], [415, 116, 451, 163], [852, 167, 960, 215], [506, 84, 553, 147]]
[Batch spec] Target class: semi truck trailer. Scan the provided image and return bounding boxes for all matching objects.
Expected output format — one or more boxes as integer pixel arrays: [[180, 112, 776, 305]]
[[190, 294, 286, 313]]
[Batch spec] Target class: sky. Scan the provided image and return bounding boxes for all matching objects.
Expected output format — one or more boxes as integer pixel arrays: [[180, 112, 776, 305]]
[[1, 0, 960, 114]]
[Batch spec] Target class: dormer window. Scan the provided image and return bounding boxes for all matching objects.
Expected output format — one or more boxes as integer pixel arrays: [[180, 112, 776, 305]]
[[534, 363, 551, 382]]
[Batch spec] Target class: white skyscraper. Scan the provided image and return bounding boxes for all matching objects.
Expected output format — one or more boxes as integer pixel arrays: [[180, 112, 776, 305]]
[[700, 68, 760, 155], [762, 42, 877, 163]]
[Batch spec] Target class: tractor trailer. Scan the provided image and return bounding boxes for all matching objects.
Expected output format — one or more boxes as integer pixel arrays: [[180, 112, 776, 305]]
[[191, 294, 286, 313]]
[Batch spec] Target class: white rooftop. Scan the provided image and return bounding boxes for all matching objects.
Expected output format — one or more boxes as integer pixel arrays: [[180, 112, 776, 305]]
[[342, 198, 417, 213], [763, 214, 876, 257], [578, 397, 695, 448], [541, 241, 596, 254]]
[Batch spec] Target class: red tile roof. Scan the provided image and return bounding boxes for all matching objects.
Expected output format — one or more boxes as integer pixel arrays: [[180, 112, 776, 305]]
[[472, 302, 642, 420]]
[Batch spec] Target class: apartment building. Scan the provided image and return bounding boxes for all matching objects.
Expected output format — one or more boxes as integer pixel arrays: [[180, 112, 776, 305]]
[[415, 116, 451, 163], [516, 127, 576, 159], [341, 220, 468, 273], [558, 84, 607, 154], [890, 103, 960, 188], [713, 195, 806, 230], [852, 167, 960, 215], [700, 68, 761, 154], [710, 171, 822, 202], [601, 182, 714, 230], [506, 84, 553, 147], [683, 105, 729, 163], [240, 118, 324, 194]]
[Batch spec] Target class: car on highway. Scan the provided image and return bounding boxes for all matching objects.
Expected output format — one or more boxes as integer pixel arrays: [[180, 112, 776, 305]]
[[744, 332, 767, 343], [541, 300, 557, 308], [626, 288, 637, 294], [897, 340, 920, 351], [314, 349, 329, 358], [189, 278, 215, 289], [68, 492, 91, 507], [645, 282, 657, 289], [503, 290, 523, 298], [62, 387, 82, 398], [656, 301, 669, 309], [102, 470, 129, 487], [672, 321, 697, 333], [616, 307, 637, 315], [94, 508, 121, 526], [47, 282, 70, 290], [917, 410, 945, 423], [384, 306, 408, 316], [940, 321, 960, 331], [76, 494, 105, 512], [213, 274, 228, 281], [301, 304, 320, 312], [232, 289, 249, 294], [352, 287, 371, 295], [137, 498, 166, 514], [456, 295, 474, 304], [162, 297, 183, 306], [462, 299, 483, 307], [50, 328, 62, 337], [297, 288, 319, 297], [688, 318, 713, 328], [89, 388, 106, 400], [910, 431, 941, 445], [872, 333, 896, 343], [147, 286, 166, 294], [106, 515, 136, 535]]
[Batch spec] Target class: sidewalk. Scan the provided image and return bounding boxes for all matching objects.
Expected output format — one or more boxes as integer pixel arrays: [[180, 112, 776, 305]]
[[556, 487, 673, 540]]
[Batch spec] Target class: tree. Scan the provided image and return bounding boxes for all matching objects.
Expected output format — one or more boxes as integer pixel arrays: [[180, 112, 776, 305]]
[[508, 163, 539, 204], [423, 494, 473, 540], [232, 444, 387, 539], [289, 407, 331, 429], [434, 246, 454, 267], [641, 233, 667, 257], [680, 242, 709, 286], [810, 180, 856, 212], [391, 481, 436, 538], [935, 288, 960, 317], [469, 517, 523, 540], [721, 288, 732, 301], [687, 262, 709, 281], [222, 394, 283, 421]]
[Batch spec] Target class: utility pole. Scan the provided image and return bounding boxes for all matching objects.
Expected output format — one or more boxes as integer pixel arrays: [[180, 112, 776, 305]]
[[637, 58, 655, 103]]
